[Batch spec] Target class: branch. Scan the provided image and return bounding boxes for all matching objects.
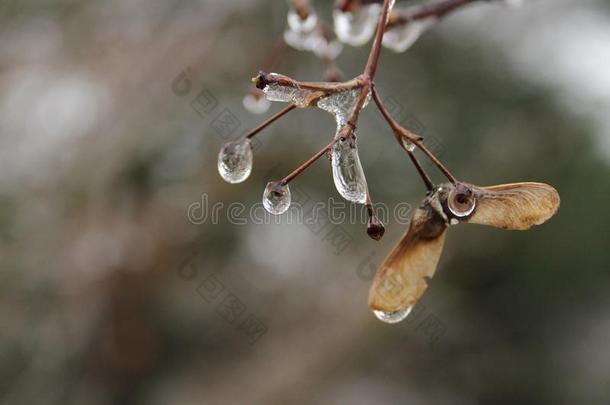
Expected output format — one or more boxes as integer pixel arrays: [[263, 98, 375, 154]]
[[387, 0, 483, 28], [245, 104, 296, 139], [363, 0, 393, 81], [371, 85, 457, 185]]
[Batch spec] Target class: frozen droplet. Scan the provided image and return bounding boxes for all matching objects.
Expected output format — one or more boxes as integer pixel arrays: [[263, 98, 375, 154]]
[[287, 8, 318, 33], [401, 137, 416, 152], [243, 92, 271, 114], [218, 138, 253, 184], [263, 181, 291, 215], [311, 36, 343, 60], [382, 17, 437, 53], [263, 74, 314, 108], [318, 89, 370, 127], [333, 4, 381, 46], [331, 134, 368, 204], [284, 29, 317, 52], [373, 306, 413, 324]]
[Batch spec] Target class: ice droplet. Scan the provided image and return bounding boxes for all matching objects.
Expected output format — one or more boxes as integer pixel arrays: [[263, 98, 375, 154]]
[[333, 4, 381, 46], [284, 29, 316, 52], [284, 29, 343, 60], [217, 138, 253, 184], [287, 8, 318, 33], [263, 181, 291, 215], [331, 134, 368, 204], [311, 36, 343, 60], [382, 17, 437, 53], [243, 93, 271, 114], [401, 137, 416, 152], [373, 307, 413, 324]]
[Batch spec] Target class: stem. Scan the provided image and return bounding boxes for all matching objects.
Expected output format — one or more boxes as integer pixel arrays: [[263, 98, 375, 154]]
[[371, 85, 457, 185], [281, 138, 338, 185], [245, 104, 296, 139], [363, 0, 393, 81], [406, 151, 434, 191], [255, 72, 361, 94]]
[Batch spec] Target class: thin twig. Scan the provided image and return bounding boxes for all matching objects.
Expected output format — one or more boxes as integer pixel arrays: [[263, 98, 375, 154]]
[[245, 104, 296, 139], [371, 85, 457, 185], [281, 138, 338, 185], [363, 0, 393, 81], [388, 0, 480, 27]]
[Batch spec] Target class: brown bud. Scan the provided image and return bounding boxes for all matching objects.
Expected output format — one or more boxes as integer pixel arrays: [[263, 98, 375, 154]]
[[367, 214, 385, 241]]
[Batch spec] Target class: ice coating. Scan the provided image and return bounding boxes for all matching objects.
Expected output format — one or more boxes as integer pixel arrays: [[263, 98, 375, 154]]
[[382, 17, 437, 53], [284, 30, 343, 60], [317, 89, 370, 128], [287, 8, 318, 33], [263, 82, 315, 108], [333, 4, 381, 47]]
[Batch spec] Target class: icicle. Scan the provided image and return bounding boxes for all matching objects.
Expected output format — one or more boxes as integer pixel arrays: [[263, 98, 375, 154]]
[[333, 4, 381, 46], [331, 132, 368, 204]]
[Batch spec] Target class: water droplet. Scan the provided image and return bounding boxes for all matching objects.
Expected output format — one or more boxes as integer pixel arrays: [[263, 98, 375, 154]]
[[263, 181, 291, 215], [382, 17, 437, 53], [373, 306, 413, 324], [287, 8, 318, 33], [217, 138, 253, 184], [331, 134, 368, 204], [243, 93, 271, 114], [333, 4, 381, 46]]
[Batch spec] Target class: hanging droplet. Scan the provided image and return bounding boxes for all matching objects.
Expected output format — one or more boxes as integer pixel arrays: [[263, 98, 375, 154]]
[[382, 17, 437, 53], [287, 8, 318, 33], [401, 137, 416, 152], [311, 36, 343, 60], [284, 29, 316, 51], [243, 92, 271, 114], [373, 307, 413, 324], [333, 4, 381, 46], [331, 134, 368, 204], [217, 138, 253, 184], [263, 181, 291, 215]]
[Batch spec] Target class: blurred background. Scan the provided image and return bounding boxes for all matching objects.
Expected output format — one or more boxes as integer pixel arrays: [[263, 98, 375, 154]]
[[1, 0, 609, 404]]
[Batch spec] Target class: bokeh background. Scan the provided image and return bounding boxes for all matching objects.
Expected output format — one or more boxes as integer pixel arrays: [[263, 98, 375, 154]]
[[1, 0, 610, 404]]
